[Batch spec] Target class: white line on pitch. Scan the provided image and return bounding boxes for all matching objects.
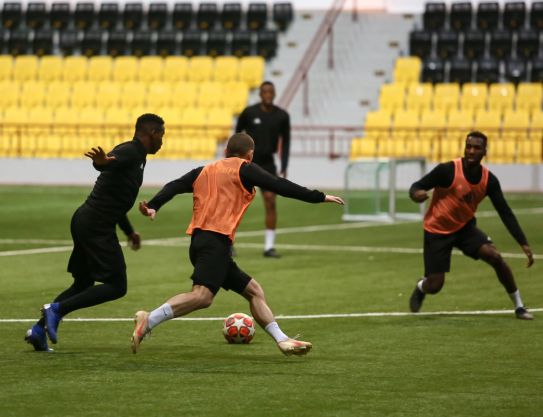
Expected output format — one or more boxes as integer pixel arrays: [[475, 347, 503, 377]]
[[2, 308, 542, 323]]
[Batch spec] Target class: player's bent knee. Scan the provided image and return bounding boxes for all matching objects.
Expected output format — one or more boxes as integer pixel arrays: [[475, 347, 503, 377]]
[[243, 279, 265, 300]]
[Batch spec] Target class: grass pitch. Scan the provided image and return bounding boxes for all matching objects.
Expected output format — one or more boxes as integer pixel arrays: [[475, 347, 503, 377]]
[[1, 185, 542, 417]]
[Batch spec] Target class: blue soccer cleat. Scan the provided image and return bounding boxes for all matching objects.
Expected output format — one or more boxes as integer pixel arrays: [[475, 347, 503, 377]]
[[41, 303, 62, 344], [25, 325, 53, 352]]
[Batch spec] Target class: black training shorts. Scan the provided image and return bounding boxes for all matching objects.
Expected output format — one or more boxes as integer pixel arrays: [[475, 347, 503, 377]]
[[67, 204, 127, 284], [423, 219, 493, 275], [189, 229, 252, 295]]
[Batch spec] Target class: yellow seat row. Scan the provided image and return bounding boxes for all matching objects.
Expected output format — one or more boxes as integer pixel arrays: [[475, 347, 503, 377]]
[[0, 80, 249, 113], [0, 55, 265, 87], [379, 82, 543, 115], [350, 136, 542, 164]]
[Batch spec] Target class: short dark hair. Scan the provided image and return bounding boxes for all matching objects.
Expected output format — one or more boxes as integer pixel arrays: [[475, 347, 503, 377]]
[[226, 133, 254, 157], [259, 81, 275, 90], [466, 131, 487, 147], [135, 113, 164, 132]]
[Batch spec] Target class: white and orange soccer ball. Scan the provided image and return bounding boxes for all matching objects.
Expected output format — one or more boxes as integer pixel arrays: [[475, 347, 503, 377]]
[[223, 313, 256, 344]]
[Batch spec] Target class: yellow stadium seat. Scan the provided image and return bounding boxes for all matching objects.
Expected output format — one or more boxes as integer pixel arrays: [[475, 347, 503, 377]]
[[103, 108, 132, 148], [3, 107, 29, 157], [446, 109, 473, 142], [20, 81, 47, 108], [433, 83, 460, 113], [0, 55, 13, 80], [198, 81, 224, 108], [391, 110, 419, 157], [502, 110, 529, 141], [460, 83, 488, 111], [38, 56, 63, 81], [488, 83, 515, 114], [474, 110, 501, 137], [214, 56, 239, 82], [405, 83, 433, 113], [54, 106, 81, 158], [95, 81, 121, 108], [0, 80, 20, 108], [379, 83, 406, 113], [529, 110, 543, 141], [146, 82, 172, 108], [419, 109, 446, 159], [181, 107, 207, 136], [489, 137, 516, 164], [207, 107, 233, 141], [71, 81, 97, 108], [517, 138, 542, 163], [62, 56, 88, 82], [516, 83, 542, 114], [119, 82, 147, 109], [364, 110, 391, 140], [139, 56, 164, 83], [88, 56, 113, 81], [13, 55, 39, 81], [28, 107, 55, 158], [239, 56, 265, 89], [188, 56, 214, 82], [163, 56, 189, 82], [394, 56, 422, 85], [153, 108, 184, 156], [222, 81, 249, 114], [46, 81, 71, 108], [112, 56, 139, 82], [78, 108, 105, 153], [171, 82, 199, 108], [349, 137, 378, 159]]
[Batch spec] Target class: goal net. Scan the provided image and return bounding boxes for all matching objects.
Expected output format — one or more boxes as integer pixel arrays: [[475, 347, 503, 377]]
[[343, 158, 427, 222]]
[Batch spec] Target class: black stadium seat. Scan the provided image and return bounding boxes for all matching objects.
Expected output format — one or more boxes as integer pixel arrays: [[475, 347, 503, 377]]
[[0, 29, 7, 53], [476, 2, 500, 31], [148, 3, 168, 30], [421, 57, 445, 83], [530, 2, 543, 30], [181, 30, 202, 56], [409, 29, 433, 59], [503, 1, 526, 31], [205, 30, 227, 56], [50, 3, 71, 30], [33, 29, 53, 56], [26, 2, 47, 30], [436, 30, 459, 59], [82, 29, 103, 56], [449, 57, 472, 83], [8, 29, 29, 55], [505, 58, 527, 84], [221, 3, 241, 30], [257, 29, 277, 59], [2, 2, 23, 30], [123, 3, 143, 30], [463, 30, 485, 59], [172, 3, 192, 30], [531, 57, 543, 82], [475, 57, 500, 83], [423, 2, 446, 31], [450, 2, 472, 32], [74, 3, 95, 30], [231, 30, 252, 56], [489, 29, 512, 59], [247, 3, 267, 31], [59, 29, 79, 55], [131, 31, 151, 56], [517, 29, 539, 59], [197, 3, 218, 31], [99, 3, 120, 31], [156, 30, 177, 56], [273, 2, 293, 31], [107, 30, 127, 56]]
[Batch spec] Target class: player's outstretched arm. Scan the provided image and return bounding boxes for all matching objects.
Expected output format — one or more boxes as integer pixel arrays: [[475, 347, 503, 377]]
[[324, 195, 345, 205], [128, 232, 141, 251], [521, 244, 534, 268], [139, 200, 156, 220], [84, 146, 116, 166], [410, 189, 429, 203]]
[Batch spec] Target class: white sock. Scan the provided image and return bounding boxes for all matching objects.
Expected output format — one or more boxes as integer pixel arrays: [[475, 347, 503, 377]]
[[264, 321, 289, 343], [508, 290, 524, 309], [265, 229, 276, 251], [148, 303, 174, 330], [417, 278, 426, 293]]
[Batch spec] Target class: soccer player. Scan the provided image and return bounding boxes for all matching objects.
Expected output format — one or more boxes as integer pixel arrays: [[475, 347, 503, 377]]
[[132, 132, 344, 356], [408, 131, 535, 319], [235, 81, 290, 258], [25, 114, 165, 352]]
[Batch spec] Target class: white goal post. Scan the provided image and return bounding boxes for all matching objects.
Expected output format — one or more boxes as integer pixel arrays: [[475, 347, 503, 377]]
[[343, 157, 427, 222]]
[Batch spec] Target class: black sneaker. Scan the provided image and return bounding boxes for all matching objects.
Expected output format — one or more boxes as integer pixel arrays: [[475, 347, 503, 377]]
[[409, 286, 426, 313], [263, 248, 281, 258], [515, 307, 534, 320]]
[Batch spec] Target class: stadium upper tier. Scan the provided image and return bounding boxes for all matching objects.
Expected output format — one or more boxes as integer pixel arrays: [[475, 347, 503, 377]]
[[0, 54, 265, 160]]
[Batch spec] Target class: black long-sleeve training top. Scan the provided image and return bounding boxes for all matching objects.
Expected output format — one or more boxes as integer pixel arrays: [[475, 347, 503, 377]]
[[235, 104, 291, 172], [409, 160, 528, 245], [147, 160, 325, 212], [84, 138, 147, 235]]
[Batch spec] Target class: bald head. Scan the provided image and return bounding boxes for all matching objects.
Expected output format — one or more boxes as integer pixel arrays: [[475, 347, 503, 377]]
[[226, 133, 254, 158]]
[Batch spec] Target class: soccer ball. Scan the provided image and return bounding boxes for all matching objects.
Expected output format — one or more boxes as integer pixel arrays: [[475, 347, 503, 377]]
[[223, 313, 256, 344]]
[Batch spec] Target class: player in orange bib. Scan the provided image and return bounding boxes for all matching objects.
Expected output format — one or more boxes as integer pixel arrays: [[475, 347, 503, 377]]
[[408, 131, 535, 319], [131, 132, 344, 355]]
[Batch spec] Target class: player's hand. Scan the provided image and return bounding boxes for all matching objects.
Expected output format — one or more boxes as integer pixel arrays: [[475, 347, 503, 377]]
[[521, 244, 534, 268], [84, 146, 116, 166], [324, 195, 345, 205], [139, 200, 156, 220], [411, 189, 429, 203], [128, 232, 141, 251]]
